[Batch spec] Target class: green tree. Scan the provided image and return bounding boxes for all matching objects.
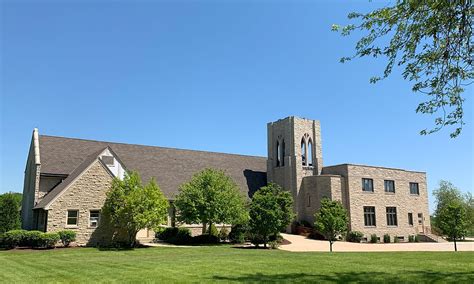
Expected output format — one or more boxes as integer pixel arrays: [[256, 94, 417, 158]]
[[248, 183, 294, 248], [0, 192, 22, 233], [433, 180, 469, 251], [103, 171, 169, 247], [333, 1, 472, 138], [464, 192, 474, 237], [314, 198, 348, 252], [174, 168, 247, 234]]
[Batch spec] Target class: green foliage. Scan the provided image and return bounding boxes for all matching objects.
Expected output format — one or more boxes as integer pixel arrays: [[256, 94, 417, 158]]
[[174, 168, 248, 232], [383, 234, 391, 243], [414, 235, 420, 243], [37, 233, 59, 249], [229, 224, 247, 244], [433, 180, 469, 250], [58, 230, 76, 247], [219, 226, 229, 241], [2, 230, 26, 248], [370, 234, 378, 243], [174, 228, 192, 245], [334, 1, 472, 138], [314, 198, 348, 252], [408, 235, 415, 242], [249, 183, 294, 248], [0, 230, 59, 249], [207, 223, 219, 237], [346, 231, 364, 243], [0, 192, 22, 233], [394, 236, 400, 243], [192, 234, 220, 244], [22, 230, 43, 247], [103, 171, 169, 247], [158, 227, 179, 241]]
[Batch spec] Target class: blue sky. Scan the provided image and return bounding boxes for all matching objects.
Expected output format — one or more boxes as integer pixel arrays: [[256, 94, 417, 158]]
[[1, 0, 472, 212]]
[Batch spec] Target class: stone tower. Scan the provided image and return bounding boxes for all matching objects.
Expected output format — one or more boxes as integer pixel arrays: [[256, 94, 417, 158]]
[[267, 116, 323, 219]]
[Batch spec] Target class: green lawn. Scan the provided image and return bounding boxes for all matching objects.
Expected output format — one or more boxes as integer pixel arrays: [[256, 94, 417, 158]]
[[1, 246, 473, 283]]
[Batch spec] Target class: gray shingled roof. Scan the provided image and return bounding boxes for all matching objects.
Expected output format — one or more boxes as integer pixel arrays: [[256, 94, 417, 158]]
[[38, 135, 267, 200]]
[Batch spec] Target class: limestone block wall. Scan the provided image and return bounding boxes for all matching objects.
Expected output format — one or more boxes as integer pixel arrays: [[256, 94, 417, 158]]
[[21, 135, 41, 230], [46, 160, 115, 246], [38, 176, 63, 200]]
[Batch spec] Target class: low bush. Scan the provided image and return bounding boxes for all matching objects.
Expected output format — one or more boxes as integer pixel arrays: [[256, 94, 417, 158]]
[[23, 230, 43, 247], [192, 234, 220, 244], [383, 234, 391, 243], [219, 227, 229, 242], [172, 228, 192, 245], [408, 235, 415, 242], [207, 224, 219, 237], [2, 230, 26, 248], [37, 232, 59, 249], [346, 231, 363, 243], [229, 224, 247, 244], [394, 236, 400, 243], [414, 235, 420, 242], [158, 227, 179, 241], [269, 240, 279, 249], [58, 230, 76, 247], [370, 234, 378, 243]]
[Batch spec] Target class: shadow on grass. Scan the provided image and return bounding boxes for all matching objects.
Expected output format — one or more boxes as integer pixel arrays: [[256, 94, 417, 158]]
[[212, 271, 474, 283]]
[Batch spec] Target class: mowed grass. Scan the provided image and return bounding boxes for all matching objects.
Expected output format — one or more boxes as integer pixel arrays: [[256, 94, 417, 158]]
[[1, 246, 473, 283]]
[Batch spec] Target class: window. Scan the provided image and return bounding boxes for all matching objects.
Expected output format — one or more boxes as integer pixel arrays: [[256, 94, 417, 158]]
[[408, 213, 413, 226], [410, 182, 419, 195], [397, 236, 405, 242], [386, 207, 398, 226], [101, 155, 114, 166], [362, 178, 374, 192], [67, 210, 78, 226], [301, 138, 307, 166], [307, 139, 313, 166], [280, 140, 285, 167], [363, 206, 376, 226], [418, 213, 423, 225], [89, 210, 100, 227], [307, 195, 311, 207], [384, 180, 395, 193], [276, 141, 281, 167]]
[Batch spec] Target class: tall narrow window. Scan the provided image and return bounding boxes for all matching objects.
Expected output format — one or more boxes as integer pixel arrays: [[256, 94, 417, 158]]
[[307, 139, 313, 166], [410, 182, 419, 195], [276, 141, 280, 167], [384, 180, 395, 193], [362, 178, 374, 192], [386, 207, 398, 226], [280, 140, 285, 167], [307, 194, 311, 207], [408, 213, 413, 226], [301, 138, 307, 166], [67, 210, 78, 226], [363, 206, 376, 226]]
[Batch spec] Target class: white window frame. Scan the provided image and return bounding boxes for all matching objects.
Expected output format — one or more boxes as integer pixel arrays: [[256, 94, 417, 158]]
[[66, 209, 79, 227], [89, 210, 101, 228]]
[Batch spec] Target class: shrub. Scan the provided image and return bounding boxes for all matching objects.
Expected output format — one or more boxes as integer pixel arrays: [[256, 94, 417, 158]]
[[414, 235, 420, 242], [370, 234, 378, 243], [249, 233, 265, 247], [207, 224, 219, 237], [408, 235, 415, 242], [346, 231, 363, 243], [394, 236, 400, 243], [383, 234, 391, 243], [158, 227, 179, 241], [269, 240, 279, 249], [300, 220, 313, 228], [192, 234, 220, 244], [58, 230, 76, 247], [219, 227, 229, 241], [2, 230, 26, 248], [229, 224, 247, 244], [23, 230, 43, 247], [172, 228, 192, 245], [37, 233, 59, 249]]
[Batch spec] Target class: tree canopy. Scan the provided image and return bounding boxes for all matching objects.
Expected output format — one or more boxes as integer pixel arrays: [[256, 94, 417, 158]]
[[174, 168, 248, 233], [103, 171, 169, 247], [314, 198, 348, 252], [248, 183, 294, 248], [333, 1, 473, 138], [0, 192, 22, 233]]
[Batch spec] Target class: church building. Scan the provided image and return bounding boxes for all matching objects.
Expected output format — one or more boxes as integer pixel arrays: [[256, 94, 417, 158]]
[[21, 116, 432, 245]]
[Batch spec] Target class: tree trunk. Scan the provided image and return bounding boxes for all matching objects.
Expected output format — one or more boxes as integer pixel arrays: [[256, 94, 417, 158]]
[[329, 241, 333, 252], [264, 242, 267, 248], [202, 223, 207, 235], [454, 235, 457, 252]]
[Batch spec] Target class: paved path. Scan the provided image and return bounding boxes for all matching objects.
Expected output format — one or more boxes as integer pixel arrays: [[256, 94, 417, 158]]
[[279, 233, 474, 252]]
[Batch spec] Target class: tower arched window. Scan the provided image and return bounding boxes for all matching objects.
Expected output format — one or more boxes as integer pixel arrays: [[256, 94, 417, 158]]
[[280, 140, 285, 167], [301, 138, 307, 166], [276, 141, 281, 167], [308, 138, 313, 167]]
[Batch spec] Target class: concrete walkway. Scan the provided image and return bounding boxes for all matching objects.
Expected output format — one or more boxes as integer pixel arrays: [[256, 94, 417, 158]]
[[279, 233, 474, 252]]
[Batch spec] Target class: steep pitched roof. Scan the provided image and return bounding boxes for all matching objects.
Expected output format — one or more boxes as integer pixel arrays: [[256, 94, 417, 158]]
[[34, 147, 110, 209], [38, 135, 267, 200]]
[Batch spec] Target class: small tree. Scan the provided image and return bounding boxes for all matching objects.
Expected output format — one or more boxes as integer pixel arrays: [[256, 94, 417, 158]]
[[174, 168, 247, 234], [103, 171, 169, 247], [314, 198, 348, 252], [248, 183, 294, 248], [0, 192, 22, 233]]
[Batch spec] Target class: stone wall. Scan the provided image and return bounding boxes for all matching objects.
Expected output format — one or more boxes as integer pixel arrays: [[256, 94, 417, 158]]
[[38, 176, 63, 200], [21, 131, 41, 230], [46, 160, 115, 246]]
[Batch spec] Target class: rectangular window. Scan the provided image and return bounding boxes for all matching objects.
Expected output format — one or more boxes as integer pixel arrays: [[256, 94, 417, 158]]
[[408, 213, 413, 226], [410, 182, 419, 195], [386, 207, 398, 226], [418, 213, 423, 225], [89, 210, 100, 227], [307, 195, 311, 207], [362, 178, 374, 192], [67, 210, 78, 226], [363, 206, 376, 226], [384, 180, 395, 193]]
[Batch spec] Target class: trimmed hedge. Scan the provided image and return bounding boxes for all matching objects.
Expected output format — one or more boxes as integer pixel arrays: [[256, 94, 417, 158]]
[[370, 234, 378, 243], [58, 230, 76, 247], [346, 231, 363, 243], [0, 230, 60, 249], [383, 234, 391, 243]]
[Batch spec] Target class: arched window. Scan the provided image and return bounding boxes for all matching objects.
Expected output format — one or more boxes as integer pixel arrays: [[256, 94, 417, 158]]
[[276, 141, 281, 167], [308, 138, 313, 167], [301, 138, 307, 166], [280, 140, 285, 167]]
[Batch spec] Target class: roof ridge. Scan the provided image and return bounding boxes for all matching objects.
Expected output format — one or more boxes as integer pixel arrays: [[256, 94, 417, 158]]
[[39, 134, 267, 160]]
